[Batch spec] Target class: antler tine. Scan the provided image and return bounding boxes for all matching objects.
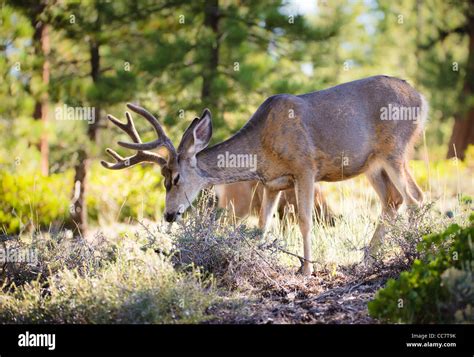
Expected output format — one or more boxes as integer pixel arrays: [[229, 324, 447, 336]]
[[126, 103, 166, 140], [107, 112, 142, 144], [102, 110, 168, 170], [101, 149, 167, 170], [117, 103, 177, 157]]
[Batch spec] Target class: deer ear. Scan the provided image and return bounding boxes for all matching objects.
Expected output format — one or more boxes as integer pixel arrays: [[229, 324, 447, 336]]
[[177, 117, 200, 153], [179, 109, 213, 161], [191, 109, 213, 153]]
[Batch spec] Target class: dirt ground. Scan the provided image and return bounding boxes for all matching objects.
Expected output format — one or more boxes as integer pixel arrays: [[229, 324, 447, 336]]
[[208, 263, 400, 324]]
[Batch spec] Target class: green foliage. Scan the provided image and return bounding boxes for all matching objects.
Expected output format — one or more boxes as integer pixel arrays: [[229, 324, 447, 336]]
[[0, 171, 72, 234], [0, 164, 166, 234], [441, 267, 474, 322], [0, 4, 35, 118], [86, 163, 165, 225], [368, 214, 474, 323]]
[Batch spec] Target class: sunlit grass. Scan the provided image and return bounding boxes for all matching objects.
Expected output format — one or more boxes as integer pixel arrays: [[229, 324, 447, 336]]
[[0, 227, 215, 324], [243, 159, 473, 271]]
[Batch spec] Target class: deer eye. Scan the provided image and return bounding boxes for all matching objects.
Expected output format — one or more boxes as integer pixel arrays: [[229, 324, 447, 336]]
[[173, 174, 180, 186], [164, 179, 171, 192]]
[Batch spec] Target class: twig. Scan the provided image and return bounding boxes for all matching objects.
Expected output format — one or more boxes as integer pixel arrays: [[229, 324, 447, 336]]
[[275, 245, 317, 265], [348, 281, 365, 294]]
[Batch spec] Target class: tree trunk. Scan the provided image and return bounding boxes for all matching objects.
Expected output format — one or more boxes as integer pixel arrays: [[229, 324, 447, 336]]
[[447, 1, 474, 159], [70, 39, 101, 235], [70, 149, 89, 234], [87, 40, 101, 142], [201, 0, 220, 112], [32, 10, 50, 176]]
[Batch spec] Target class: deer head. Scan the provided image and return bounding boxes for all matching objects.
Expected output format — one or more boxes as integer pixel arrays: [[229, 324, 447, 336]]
[[101, 104, 213, 222]]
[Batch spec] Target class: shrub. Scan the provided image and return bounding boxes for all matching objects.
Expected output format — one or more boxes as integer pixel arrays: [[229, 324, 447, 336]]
[[165, 192, 285, 291], [0, 171, 72, 234], [0, 232, 215, 323], [368, 214, 474, 323], [441, 267, 474, 322], [376, 203, 455, 269], [0, 230, 111, 289]]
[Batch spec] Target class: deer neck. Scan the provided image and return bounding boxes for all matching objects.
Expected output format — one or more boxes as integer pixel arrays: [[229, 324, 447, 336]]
[[196, 131, 260, 185]]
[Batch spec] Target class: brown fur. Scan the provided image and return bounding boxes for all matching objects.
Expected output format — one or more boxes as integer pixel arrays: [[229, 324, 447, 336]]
[[103, 76, 428, 276], [215, 181, 335, 225]]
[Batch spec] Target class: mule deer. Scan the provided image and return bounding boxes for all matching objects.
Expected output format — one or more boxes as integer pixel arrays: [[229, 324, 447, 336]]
[[215, 181, 336, 225], [102, 75, 427, 276]]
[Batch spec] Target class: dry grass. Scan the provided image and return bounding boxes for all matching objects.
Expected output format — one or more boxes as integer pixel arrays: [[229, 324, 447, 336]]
[[140, 192, 287, 291], [0, 226, 215, 323]]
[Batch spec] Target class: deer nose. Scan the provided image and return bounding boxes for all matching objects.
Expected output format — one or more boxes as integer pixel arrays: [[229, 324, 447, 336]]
[[164, 212, 177, 222]]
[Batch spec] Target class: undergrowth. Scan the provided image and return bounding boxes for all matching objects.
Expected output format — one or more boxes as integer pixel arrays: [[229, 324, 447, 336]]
[[0, 228, 214, 323], [0, 190, 471, 324]]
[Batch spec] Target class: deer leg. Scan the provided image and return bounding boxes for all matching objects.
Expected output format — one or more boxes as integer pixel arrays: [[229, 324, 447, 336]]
[[404, 163, 424, 203], [366, 168, 403, 257], [382, 159, 420, 208], [314, 184, 336, 226], [258, 188, 281, 234], [295, 174, 315, 276]]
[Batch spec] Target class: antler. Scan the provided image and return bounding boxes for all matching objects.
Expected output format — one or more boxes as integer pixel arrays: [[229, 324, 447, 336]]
[[101, 106, 174, 170], [118, 103, 177, 158]]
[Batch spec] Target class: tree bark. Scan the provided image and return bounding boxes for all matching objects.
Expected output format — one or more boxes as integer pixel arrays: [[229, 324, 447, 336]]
[[70, 149, 88, 234], [87, 40, 101, 142], [447, 0, 474, 159], [32, 8, 50, 176], [201, 0, 220, 112]]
